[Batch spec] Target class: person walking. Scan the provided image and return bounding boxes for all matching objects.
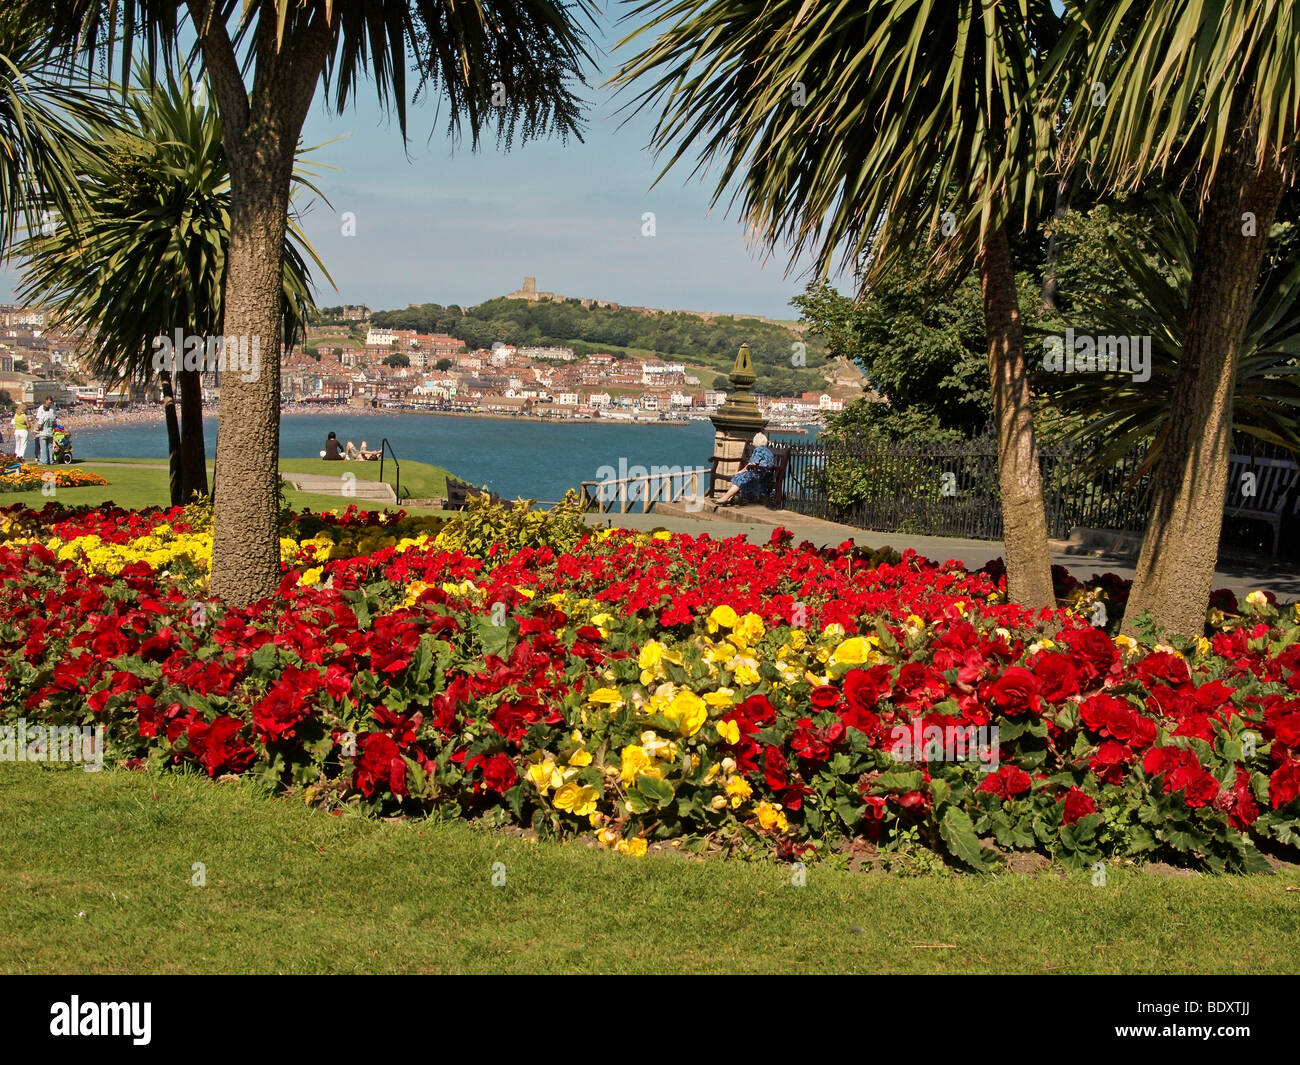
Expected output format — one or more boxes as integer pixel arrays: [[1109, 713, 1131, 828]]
[[11, 405, 30, 461], [34, 396, 57, 464]]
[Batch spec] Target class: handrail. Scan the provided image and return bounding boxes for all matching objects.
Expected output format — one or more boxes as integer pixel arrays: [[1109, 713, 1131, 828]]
[[578, 465, 711, 514], [378, 437, 401, 502]]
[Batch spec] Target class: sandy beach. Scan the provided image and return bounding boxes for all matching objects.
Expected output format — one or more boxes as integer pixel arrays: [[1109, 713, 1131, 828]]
[[45, 403, 705, 433], [48, 402, 390, 432]]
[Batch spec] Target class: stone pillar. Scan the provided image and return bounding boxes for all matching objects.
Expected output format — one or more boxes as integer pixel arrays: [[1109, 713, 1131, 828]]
[[709, 344, 769, 491]]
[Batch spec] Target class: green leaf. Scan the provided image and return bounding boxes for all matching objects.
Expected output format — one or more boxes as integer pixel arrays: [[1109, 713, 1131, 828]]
[[634, 775, 676, 809], [875, 769, 925, 793], [939, 806, 987, 871]]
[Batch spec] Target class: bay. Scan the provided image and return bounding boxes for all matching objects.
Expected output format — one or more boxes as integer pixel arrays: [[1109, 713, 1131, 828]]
[[73, 412, 820, 502]]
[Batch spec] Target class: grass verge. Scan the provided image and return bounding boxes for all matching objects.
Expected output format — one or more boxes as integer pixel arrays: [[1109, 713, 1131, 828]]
[[1, 765, 1297, 974]]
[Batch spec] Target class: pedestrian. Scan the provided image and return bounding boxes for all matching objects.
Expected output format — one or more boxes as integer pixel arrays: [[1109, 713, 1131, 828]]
[[35, 396, 57, 464], [10, 405, 26, 459]]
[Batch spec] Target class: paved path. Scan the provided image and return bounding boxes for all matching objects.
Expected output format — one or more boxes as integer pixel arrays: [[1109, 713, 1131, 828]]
[[583, 503, 1300, 602]]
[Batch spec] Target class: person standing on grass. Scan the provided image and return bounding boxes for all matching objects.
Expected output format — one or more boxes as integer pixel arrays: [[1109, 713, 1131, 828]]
[[34, 397, 56, 464], [10, 405, 28, 459]]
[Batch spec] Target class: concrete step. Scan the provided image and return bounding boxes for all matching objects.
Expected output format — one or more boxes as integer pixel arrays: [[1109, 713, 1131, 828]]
[[282, 472, 396, 504]]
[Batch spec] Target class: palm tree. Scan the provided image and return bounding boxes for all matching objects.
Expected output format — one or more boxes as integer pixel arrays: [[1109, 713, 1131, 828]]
[[0, 9, 99, 259], [16, 64, 328, 505], [37, 0, 597, 606], [614, 0, 1064, 608], [1057, 0, 1299, 637], [1040, 196, 1300, 465]]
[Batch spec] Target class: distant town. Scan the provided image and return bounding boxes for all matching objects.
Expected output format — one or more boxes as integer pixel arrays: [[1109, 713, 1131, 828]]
[[0, 289, 855, 428]]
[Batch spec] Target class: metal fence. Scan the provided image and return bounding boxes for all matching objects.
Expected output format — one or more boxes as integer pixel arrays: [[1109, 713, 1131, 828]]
[[780, 434, 1156, 540]]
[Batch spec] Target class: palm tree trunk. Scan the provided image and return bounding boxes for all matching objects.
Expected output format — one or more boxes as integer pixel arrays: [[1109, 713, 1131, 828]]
[[979, 224, 1055, 608], [177, 367, 208, 501], [199, 9, 332, 607], [209, 145, 292, 606], [1041, 168, 1072, 312], [1121, 149, 1285, 639], [159, 370, 182, 507]]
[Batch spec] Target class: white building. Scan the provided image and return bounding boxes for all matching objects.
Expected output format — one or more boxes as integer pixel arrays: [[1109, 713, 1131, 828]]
[[365, 326, 397, 346], [641, 362, 686, 384]]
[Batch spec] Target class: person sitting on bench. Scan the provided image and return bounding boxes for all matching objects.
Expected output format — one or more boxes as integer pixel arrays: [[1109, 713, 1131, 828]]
[[715, 433, 774, 506]]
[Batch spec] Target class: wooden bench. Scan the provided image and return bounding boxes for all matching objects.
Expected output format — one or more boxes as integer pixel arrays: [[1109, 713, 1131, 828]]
[[1225, 453, 1300, 557], [708, 442, 792, 509], [445, 478, 502, 510]]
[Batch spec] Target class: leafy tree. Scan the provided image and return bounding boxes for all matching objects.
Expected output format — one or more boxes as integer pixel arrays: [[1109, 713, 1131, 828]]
[[435, 357, 453, 371], [1040, 195, 1300, 461], [383, 352, 410, 368]]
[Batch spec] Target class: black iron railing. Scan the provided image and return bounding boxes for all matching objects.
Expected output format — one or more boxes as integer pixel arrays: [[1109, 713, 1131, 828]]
[[780, 434, 1156, 540], [378, 437, 401, 502], [779, 431, 1297, 543]]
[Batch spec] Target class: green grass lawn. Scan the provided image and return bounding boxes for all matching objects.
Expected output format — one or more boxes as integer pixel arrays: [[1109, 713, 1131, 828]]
[[279, 456, 451, 499], [0, 459, 453, 515], [2, 764, 1297, 974]]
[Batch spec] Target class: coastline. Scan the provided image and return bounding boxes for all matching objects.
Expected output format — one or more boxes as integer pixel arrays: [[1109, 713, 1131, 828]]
[[58, 404, 729, 433]]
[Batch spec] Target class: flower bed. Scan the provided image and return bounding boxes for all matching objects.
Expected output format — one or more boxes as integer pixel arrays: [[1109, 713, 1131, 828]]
[[1, 499, 1297, 872], [0, 464, 109, 493]]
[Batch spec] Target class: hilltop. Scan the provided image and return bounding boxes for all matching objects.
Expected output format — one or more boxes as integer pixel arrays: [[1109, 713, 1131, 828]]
[[366, 297, 862, 398]]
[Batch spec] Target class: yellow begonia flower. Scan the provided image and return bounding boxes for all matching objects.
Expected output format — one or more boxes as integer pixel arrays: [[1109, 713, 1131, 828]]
[[703, 689, 735, 708], [663, 689, 708, 737], [652, 530, 671, 540], [596, 827, 620, 847], [527, 760, 561, 792], [731, 661, 761, 687], [553, 782, 599, 817], [707, 605, 738, 632], [821, 623, 846, 641], [1245, 590, 1270, 610], [756, 801, 789, 834], [716, 719, 740, 745], [704, 642, 737, 664], [639, 640, 665, 672], [587, 687, 624, 708], [832, 636, 877, 666], [1195, 636, 1212, 657], [299, 566, 324, 586], [1113, 634, 1138, 654], [725, 775, 752, 808], [733, 612, 765, 646], [615, 838, 648, 857], [401, 581, 430, 609], [567, 748, 593, 768], [640, 731, 678, 761], [788, 630, 808, 650], [620, 745, 654, 785]]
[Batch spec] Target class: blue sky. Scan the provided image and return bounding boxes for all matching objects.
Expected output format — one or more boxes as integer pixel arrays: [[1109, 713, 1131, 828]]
[[2, 8, 842, 320]]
